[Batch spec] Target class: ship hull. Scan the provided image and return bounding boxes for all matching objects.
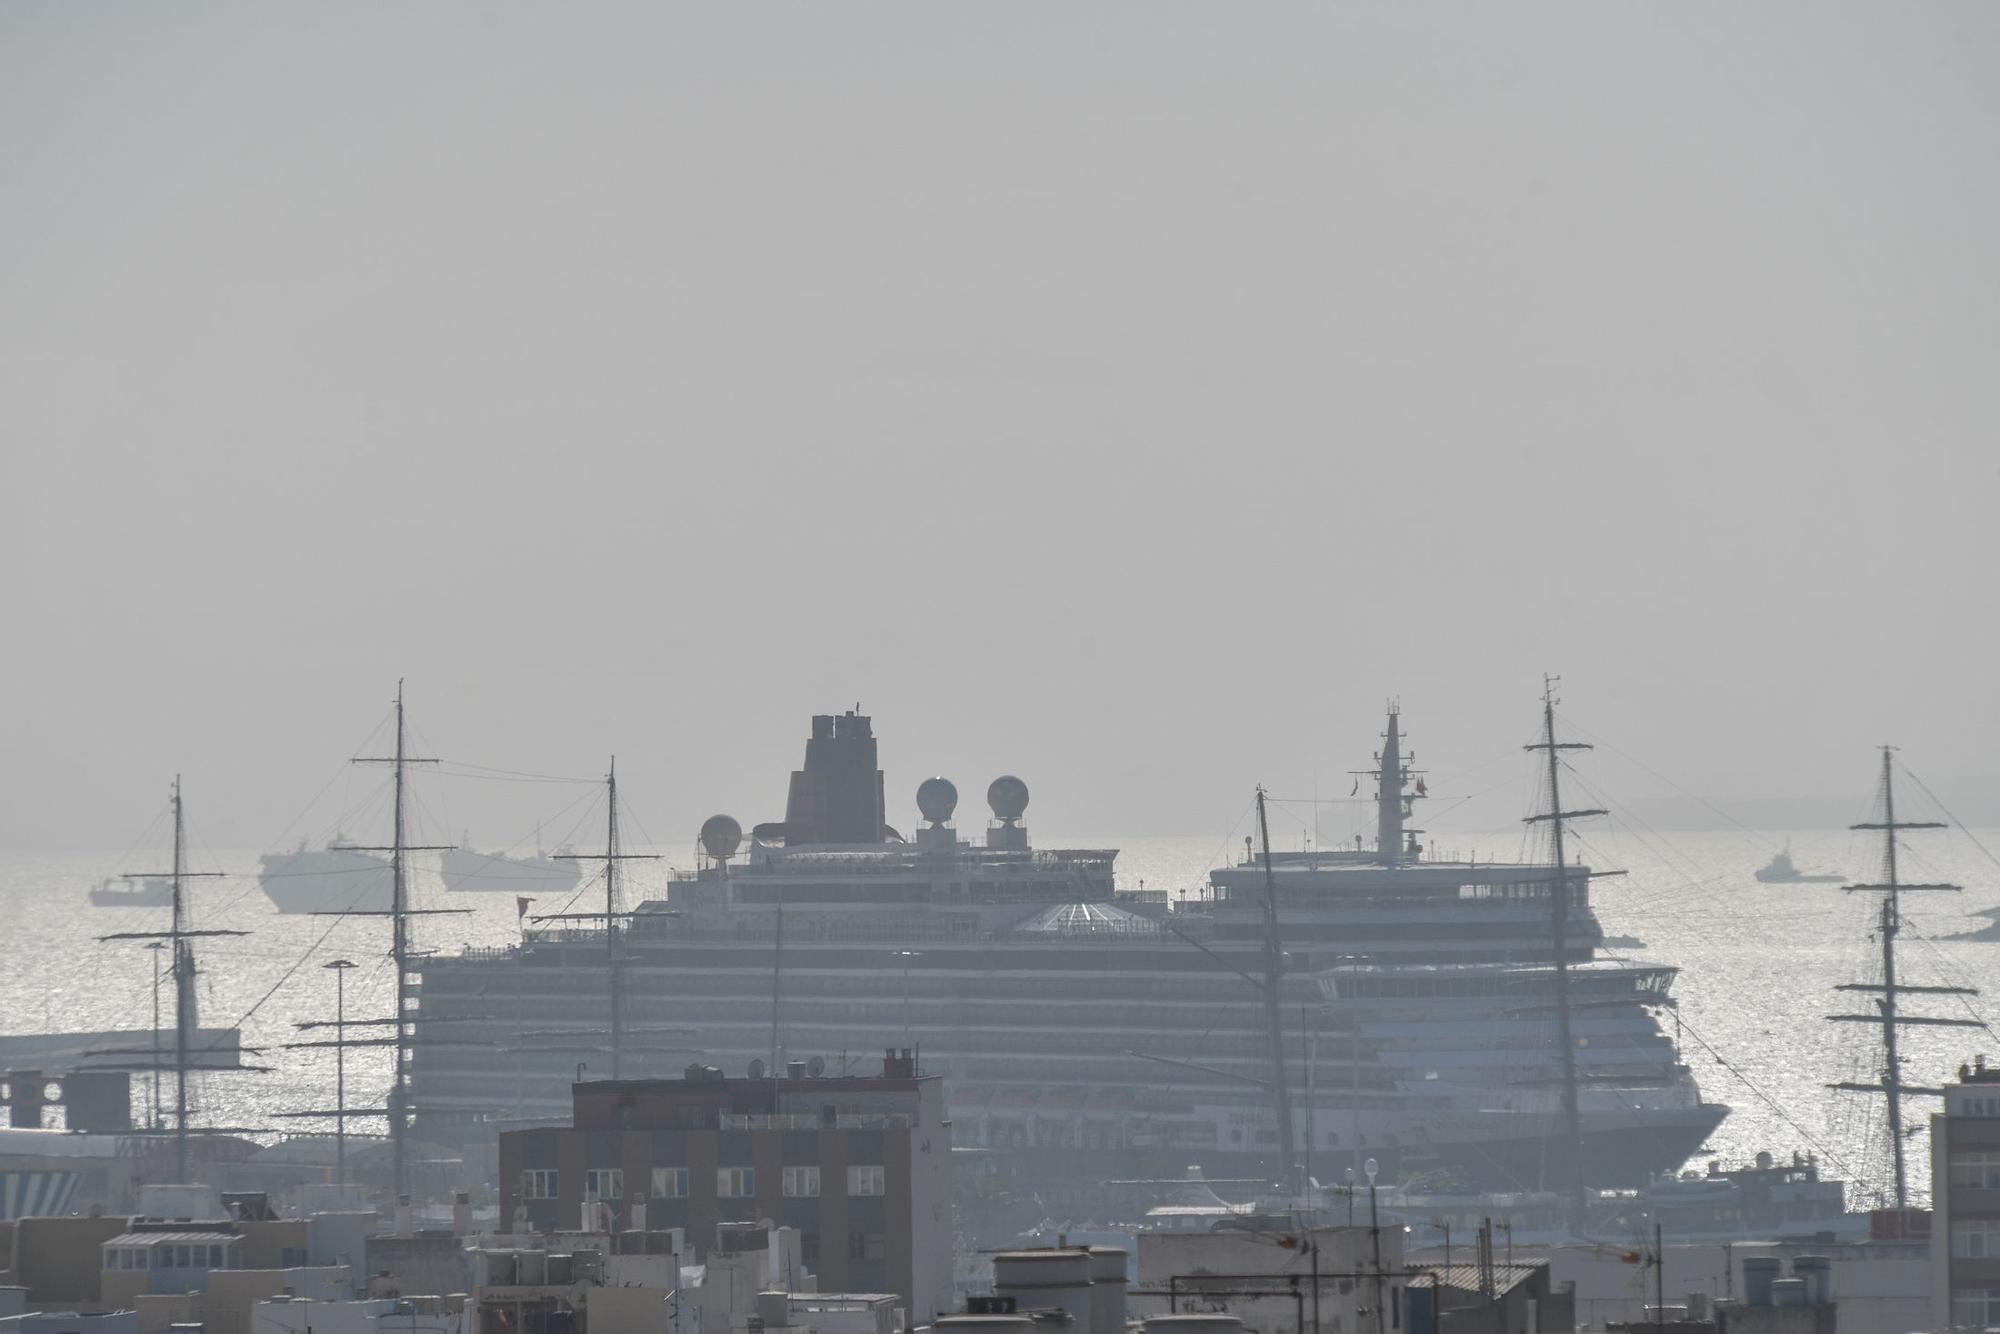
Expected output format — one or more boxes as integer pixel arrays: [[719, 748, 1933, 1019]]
[[440, 850, 580, 894], [257, 850, 394, 913]]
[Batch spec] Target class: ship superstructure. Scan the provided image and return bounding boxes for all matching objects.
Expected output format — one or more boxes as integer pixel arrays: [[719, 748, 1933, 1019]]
[[409, 707, 1724, 1208]]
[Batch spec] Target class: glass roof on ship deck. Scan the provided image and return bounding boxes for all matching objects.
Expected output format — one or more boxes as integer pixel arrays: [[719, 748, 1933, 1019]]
[[1012, 901, 1164, 937]]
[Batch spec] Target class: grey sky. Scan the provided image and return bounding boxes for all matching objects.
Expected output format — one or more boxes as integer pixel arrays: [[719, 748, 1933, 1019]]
[[3, 3, 1995, 853]]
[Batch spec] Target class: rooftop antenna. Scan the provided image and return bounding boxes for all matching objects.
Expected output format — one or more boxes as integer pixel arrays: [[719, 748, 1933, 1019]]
[[1827, 746, 1979, 1209], [1523, 677, 1602, 1235], [556, 757, 660, 1080], [98, 777, 247, 1181]]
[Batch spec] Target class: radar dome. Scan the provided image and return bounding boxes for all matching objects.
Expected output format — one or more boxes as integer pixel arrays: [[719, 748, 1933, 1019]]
[[916, 777, 958, 824], [987, 775, 1030, 822], [699, 814, 743, 861]]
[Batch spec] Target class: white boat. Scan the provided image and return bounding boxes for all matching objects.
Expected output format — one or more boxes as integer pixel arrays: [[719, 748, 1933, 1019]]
[[257, 835, 393, 913]]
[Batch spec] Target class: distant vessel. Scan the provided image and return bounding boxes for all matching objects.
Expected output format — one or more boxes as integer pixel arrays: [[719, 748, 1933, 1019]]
[[440, 840, 581, 895], [88, 875, 173, 908], [1753, 842, 1843, 884], [257, 836, 393, 913]]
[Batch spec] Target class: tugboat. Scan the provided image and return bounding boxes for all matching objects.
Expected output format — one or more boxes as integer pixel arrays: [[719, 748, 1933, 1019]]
[[88, 875, 173, 908], [1753, 841, 1843, 883]]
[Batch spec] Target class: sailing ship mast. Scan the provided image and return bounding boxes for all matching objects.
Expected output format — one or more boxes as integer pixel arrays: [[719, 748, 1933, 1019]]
[[99, 777, 245, 1181], [1252, 787, 1298, 1188], [1827, 747, 1980, 1208], [555, 758, 659, 1080], [331, 684, 460, 1201], [1523, 679, 1601, 1235]]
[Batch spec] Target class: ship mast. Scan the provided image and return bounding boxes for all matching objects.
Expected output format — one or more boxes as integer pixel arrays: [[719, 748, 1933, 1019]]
[[1352, 706, 1424, 868], [1827, 747, 1978, 1209], [1254, 787, 1298, 1189], [556, 758, 659, 1080], [1523, 679, 1601, 1235], [99, 778, 243, 1182], [341, 684, 458, 1201]]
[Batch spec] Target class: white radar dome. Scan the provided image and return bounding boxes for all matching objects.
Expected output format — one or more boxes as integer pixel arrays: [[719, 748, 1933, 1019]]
[[916, 777, 958, 824], [699, 814, 743, 861], [987, 775, 1030, 822]]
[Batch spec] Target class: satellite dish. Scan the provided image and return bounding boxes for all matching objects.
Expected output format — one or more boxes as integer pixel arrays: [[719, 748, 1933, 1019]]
[[806, 1055, 826, 1078], [747, 1058, 766, 1080]]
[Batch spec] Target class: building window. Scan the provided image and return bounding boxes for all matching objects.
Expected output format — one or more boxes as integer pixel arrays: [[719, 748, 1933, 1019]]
[[652, 1167, 689, 1199], [585, 1168, 624, 1200], [847, 1165, 885, 1197], [1951, 1150, 2000, 1190], [848, 1230, 886, 1262], [521, 1169, 559, 1200], [718, 1166, 756, 1198], [1952, 1219, 2000, 1259], [783, 1166, 821, 1198], [1951, 1289, 2000, 1333]]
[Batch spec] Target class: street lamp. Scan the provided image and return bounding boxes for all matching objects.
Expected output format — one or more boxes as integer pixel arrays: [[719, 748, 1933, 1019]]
[[323, 959, 357, 1185]]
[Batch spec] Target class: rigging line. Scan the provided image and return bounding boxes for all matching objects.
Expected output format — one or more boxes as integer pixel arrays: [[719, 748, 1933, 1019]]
[[1895, 763, 2000, 875], [109, 807, 171, 877], [192, 907, 365, 1058], [258, 711, 398, 856], [1555, 712, 1781, 853], [1671, 1011, 1860, 1182], [433, 760, 601, 785], [1905, 931, 1997, 1033]]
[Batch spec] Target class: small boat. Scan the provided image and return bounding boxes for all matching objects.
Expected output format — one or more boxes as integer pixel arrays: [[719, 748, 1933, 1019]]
[[87, 875, 173, 908], [1753, 842, 1843, 884]]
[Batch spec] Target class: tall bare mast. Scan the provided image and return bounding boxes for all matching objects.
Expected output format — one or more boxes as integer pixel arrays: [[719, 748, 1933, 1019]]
[[344, 684, 456, 1201], [99, 778, 241, 1182], [1827, 747, 1978, 1208], [1253, 787, 1298, 1188], [557, 758, 659, 1080], [1523, 680, 1601, 1235]]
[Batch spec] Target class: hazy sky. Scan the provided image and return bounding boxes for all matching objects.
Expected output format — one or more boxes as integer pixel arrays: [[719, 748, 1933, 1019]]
[[3, 3, 1996, 854]]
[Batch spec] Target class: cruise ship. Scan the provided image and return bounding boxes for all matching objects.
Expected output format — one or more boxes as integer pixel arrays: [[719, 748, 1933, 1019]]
[[257, 836, 394, 913], [409, 708, 1725, 1204]]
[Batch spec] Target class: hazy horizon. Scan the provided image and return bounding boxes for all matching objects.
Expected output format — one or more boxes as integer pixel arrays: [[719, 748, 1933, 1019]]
[[5, 3, 1996, 854]]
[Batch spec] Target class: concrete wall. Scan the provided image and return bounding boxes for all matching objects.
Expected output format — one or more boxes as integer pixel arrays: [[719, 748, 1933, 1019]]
[[238, 1222, 310, 1272], [133, 1268, 352, 1334], [587, 1285, 679, 1334], [905, 1082, 952, 1326], [367, 1235, 470, 1299], [12, 1218, 126, 1306]]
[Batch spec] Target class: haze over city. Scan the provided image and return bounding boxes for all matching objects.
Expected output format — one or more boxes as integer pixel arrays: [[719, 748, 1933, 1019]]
[[4, 3, 1996, 852]]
